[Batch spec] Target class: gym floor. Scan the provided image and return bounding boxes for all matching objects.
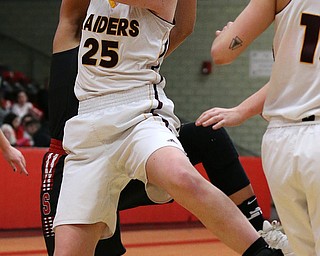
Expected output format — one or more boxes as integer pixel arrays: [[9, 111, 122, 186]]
[[0, 222, 239, 256]]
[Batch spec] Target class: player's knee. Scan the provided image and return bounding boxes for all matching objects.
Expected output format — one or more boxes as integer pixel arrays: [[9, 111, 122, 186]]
[[167, 164, 203, 195]]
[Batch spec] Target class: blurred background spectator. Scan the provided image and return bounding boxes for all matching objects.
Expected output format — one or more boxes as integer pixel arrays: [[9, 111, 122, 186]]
[[11, 90, 43, 121], [0, 90, 12, 125], [1, 113, 17, 146], [1, 112, 22, 146], [23, 117, 50, 147], [0, 66, 50, 147]]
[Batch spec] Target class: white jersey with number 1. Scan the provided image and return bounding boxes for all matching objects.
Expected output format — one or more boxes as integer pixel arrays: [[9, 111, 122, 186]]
[[263, 0, 320, 121]]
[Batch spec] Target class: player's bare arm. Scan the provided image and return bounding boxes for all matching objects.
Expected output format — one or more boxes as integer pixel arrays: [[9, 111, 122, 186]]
[[196, 83, 269, 130], [166, 0, 197, 57], [112, 0, 178, 22], [211, 0, 276, 65], [53, 0, 90, 53]]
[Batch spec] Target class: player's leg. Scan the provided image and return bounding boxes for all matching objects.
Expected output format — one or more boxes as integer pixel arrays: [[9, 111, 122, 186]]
[[42, 48, 126, 256], [130, 115, 280, 255], [179, 122, 264, 230], [40, 151, 65, 256], [262, 124, 319, 255], [114, 123, 259, 253], [55, 222, 106, 256], [53, 110, 282, 256], [146, 146, 282, 255], [114, 123, 262, 254], [43, 154, 125, 256], [97, 181, 158, 256], [40, 148, 126, 256], [179, 122, 293, 255], [120, 121, 262, 228], [94, 212, 126, 256], [94, 179, 158, 255]]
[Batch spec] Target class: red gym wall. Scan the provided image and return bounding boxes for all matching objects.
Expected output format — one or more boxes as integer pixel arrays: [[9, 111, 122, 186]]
[[0, 148, 271, 229]]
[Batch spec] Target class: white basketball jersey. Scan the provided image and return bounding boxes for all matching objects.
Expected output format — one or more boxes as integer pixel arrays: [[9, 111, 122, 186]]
[[262, 0, 320, 121], [75, 0, 174, 101]]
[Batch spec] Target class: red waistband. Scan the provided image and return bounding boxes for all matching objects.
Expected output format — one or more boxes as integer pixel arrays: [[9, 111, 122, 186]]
[[48, 139, 66, 155]]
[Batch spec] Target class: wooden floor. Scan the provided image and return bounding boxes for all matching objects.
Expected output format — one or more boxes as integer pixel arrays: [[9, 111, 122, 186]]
[[0, 223, 239, 256]]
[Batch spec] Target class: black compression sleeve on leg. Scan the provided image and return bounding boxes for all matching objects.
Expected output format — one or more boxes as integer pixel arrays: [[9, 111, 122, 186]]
[[238, 196, 264, 231], [179, 122, 250, 196]]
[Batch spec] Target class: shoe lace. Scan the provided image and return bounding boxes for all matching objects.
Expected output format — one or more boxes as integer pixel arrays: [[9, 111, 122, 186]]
[[259, 221, 288, 248], [270, 220, 284, 232]]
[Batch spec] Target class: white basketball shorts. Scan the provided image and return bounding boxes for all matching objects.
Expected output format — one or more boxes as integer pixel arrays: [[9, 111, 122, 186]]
[[53, 84, 184, 239]]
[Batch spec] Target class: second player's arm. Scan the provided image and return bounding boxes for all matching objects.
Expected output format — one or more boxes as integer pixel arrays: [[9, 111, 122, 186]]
[[211, 0, 275, 64], [196, 82, 269, 130]]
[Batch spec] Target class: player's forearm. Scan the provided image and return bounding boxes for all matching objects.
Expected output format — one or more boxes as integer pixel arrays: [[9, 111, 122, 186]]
[[53, 22, 82, 53], [166, 0, 197, 57], [0, 131, 11, 153], [211, 0, 275, 65], [53, 0, 90, 53], [236, 82, 269, 121]]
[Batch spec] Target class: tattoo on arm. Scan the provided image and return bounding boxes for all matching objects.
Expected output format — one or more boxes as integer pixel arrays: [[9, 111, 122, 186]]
[[229, 36, 243, 50]]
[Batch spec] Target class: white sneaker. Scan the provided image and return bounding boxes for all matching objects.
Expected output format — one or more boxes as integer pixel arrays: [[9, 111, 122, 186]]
[[259, 220, 295, 256]]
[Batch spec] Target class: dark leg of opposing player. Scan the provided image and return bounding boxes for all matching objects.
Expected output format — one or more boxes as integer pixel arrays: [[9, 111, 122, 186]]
[[40, 148, 127, 256], [40, 151, 66, 256]]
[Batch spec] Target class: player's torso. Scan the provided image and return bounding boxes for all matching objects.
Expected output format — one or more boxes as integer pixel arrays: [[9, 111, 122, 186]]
[[263, 0, 320, 120], [75, 0, 174, 101]]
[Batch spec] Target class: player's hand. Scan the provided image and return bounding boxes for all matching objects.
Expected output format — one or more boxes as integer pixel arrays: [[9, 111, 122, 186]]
[[215, 21, 233, 37], [3, 146, 28, 176], [195, 106, 245, 130]]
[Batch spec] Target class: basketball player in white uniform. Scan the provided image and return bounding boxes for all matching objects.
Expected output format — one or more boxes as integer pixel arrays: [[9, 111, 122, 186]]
[[196, 0, 320, 255], [53, 0, 284, 255]]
